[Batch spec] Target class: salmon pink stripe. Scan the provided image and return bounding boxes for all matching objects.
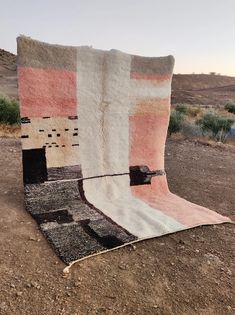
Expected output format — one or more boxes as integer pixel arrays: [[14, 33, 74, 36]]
[[130, 98, 170, 115], [129, 113, 169, 170], [18, 67, 77, 118], [131, 176, 231, 227], [129, 111, 230, 227]]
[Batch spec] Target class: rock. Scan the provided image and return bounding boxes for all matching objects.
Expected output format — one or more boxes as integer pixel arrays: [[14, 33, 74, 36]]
[[31, 281, 41, 289], [130, 244, 137, 250], [16, 291, 23, 297], [74, 281, 80, 287], [0, 302, 7, 311], [105, 295, 115, 299], [96, 307, 106, 314], [204, 253, 222, 265], [29, 236, 37, 241]]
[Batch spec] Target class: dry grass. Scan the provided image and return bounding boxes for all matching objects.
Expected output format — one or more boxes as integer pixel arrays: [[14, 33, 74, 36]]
[[187, 106, 201, 118], [170, 132, 235, 150], [0, 124, 21, 138]]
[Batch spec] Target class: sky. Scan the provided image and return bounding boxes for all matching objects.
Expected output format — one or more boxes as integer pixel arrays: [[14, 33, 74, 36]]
[[0, 0, 235, 76]]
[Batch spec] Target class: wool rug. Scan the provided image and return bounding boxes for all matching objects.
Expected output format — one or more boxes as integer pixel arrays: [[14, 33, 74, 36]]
[[17, 36, 231, 265]]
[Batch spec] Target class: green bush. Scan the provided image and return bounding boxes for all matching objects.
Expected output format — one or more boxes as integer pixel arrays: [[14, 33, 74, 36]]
[[168, 110, 185, 136], [196, 111, 234, 142], [181, 122, 202, 137], [175, 104, 188, 115], [0, 97, 20, 125], [225, 102, 235, 114]]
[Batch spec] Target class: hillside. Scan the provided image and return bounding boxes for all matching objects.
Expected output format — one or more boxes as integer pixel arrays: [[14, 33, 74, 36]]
[[0, 49, 17, 99], [0, 48, 235, 105], [172, 74, 235, 105]]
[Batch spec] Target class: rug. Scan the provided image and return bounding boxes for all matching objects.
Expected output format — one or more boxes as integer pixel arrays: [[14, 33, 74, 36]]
[[17, 36, 231, 265]]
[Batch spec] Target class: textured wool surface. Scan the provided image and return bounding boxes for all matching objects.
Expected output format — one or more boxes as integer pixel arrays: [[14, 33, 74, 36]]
[[18, 36, 231, 264]]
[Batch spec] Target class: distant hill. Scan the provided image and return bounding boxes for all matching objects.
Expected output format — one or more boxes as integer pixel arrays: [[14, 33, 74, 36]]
[[0, 49, 17, 99], [0, 48, 235, 105], [172, 74, 235, 105]]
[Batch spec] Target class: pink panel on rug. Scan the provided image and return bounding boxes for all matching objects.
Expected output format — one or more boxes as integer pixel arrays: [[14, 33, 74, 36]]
[[131, 176, 230, 227], [130, 113, 231, 227], [129, 113, 169, 170], [18, 67, 77, 117]]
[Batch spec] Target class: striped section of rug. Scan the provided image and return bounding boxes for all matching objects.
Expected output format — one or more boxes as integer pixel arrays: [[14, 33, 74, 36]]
[[17, 36, 231, 264]]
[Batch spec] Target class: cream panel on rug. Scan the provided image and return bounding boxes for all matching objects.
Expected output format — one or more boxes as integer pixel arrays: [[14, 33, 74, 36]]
[[83, 175, 186, 238], [131, 79, 172, 99], [101, 50, 131, 174], [21, 117, 80, 167], [77, 47, 106, 178]]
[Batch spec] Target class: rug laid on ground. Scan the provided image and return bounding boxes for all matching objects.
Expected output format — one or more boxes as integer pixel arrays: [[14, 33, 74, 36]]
[[17, 36, 231, 264]]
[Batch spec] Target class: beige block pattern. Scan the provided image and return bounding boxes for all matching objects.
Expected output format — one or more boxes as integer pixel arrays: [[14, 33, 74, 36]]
[[21, 117, 80, 167], [45, 146, 79, 168]]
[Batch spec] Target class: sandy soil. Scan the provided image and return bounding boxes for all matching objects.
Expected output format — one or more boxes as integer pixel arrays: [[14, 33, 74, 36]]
[[0, 137, 234, 315]]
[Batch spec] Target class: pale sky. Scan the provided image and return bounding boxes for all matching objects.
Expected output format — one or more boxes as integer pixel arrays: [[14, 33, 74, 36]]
[[0, 0, 235, 76]]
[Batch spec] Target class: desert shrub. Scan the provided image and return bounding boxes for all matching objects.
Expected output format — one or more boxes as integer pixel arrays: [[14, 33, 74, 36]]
[[181, 121, 202, 137], [168, 110, 185, 136], [0, 97, 20, 125], [196, 110, 234, 142], [187, 106, 201, 117], [225, 102, 235, 114], [175, 104, 188, 115]]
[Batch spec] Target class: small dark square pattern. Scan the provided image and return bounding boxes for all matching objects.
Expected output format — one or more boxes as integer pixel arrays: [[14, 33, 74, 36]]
[[22, 148, 47, 184]]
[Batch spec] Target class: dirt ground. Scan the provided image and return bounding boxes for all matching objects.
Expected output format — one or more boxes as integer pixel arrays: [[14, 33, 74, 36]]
[[0, 137, 234, 315]]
